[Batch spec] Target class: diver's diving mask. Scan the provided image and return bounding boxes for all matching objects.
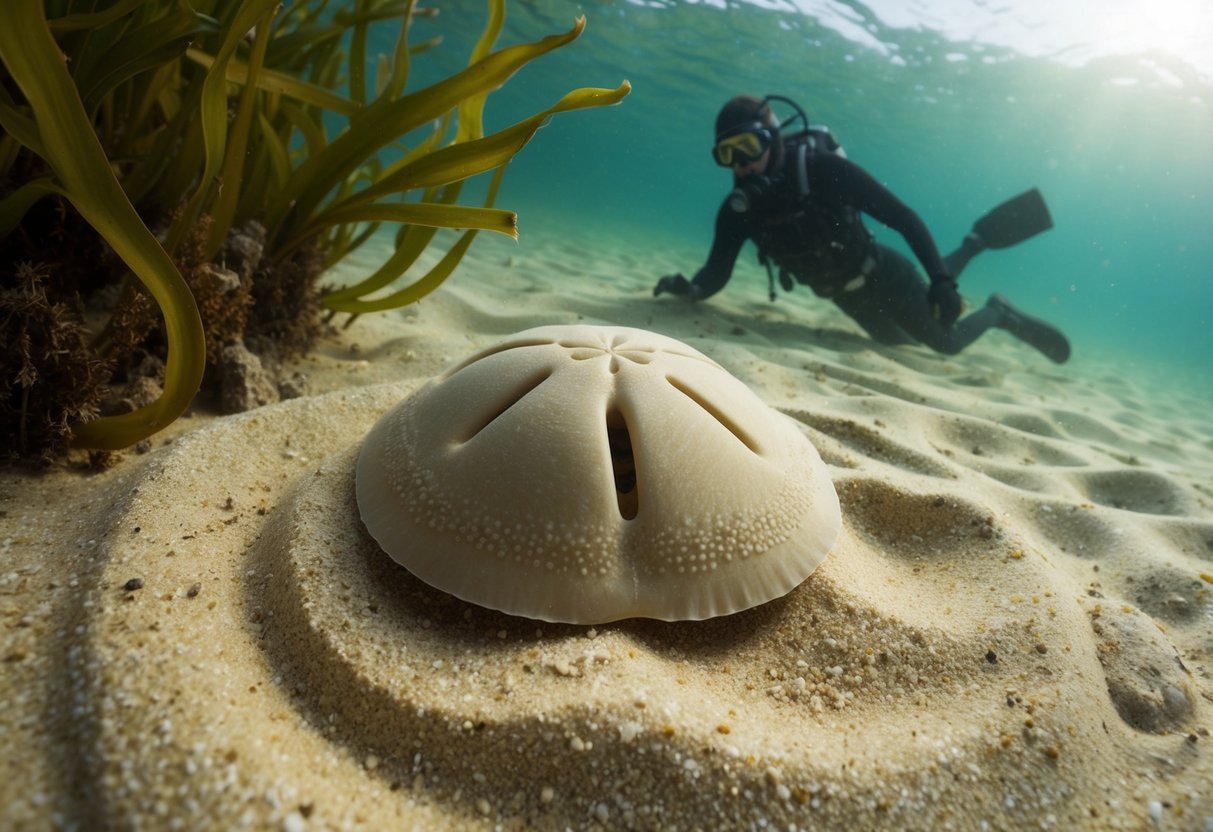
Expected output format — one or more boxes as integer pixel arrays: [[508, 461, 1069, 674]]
[[712, 122, 773, 167]]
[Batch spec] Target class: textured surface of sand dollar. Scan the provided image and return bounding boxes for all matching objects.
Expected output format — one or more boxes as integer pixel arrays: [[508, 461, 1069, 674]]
[[356, 325, 841, 623]]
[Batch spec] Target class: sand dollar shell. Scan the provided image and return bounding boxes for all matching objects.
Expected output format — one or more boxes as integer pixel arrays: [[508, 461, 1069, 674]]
[[356, 325, 840, 623]]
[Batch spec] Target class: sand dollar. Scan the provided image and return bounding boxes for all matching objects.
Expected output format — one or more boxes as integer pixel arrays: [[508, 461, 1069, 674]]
[[356, 324, 840, 623]]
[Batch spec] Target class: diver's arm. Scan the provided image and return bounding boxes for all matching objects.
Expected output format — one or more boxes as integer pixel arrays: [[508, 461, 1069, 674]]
[[687, 200, 750, 299], [817, 155, 951, 282]]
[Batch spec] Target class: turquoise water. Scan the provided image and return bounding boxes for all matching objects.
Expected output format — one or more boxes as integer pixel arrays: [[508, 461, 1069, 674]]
[[387, 1, 1212, 385]]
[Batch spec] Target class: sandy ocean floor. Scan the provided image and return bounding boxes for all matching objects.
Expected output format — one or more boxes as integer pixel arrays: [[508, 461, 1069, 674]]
[[2, 225, 1212, 831]]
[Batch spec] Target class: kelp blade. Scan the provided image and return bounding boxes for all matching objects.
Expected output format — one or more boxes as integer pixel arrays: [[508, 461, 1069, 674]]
[[266, 16, 590, 241], [185, 46, 359, 116], [288, 202, 516, 253], [325, 81, 631, 216], [323, 166, 510, 315]]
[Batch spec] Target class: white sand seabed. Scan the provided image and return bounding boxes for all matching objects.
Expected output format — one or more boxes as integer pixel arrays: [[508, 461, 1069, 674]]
[[2, 226, 1211, 830]]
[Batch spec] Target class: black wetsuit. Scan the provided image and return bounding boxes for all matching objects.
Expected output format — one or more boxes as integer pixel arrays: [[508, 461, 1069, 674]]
[[689, 139, 1001, 355]]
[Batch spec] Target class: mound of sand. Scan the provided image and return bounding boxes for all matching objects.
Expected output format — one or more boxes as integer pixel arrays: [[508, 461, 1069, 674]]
[[3, 227, 1211, 830]]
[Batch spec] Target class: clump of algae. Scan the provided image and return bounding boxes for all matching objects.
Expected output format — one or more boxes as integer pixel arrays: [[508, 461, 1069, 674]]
[[0, 1, 629, 461]]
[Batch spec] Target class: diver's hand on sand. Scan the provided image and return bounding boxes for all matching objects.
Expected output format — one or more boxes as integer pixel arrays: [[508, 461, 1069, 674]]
[[928, 278, 961, 327], [654, 273, 697, 299]]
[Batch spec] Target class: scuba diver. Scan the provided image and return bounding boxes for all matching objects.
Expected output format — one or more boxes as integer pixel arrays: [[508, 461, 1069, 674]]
[[654, 94, 1071, 364]]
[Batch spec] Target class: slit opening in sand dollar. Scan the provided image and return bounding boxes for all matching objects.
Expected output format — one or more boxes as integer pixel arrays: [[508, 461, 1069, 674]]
[[607, 407, 638, 520], [458, 368, 552, 443], [665, 374, 763, 455]]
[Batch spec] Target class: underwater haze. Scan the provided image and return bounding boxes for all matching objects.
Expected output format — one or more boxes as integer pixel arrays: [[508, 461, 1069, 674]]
[[395, 0, 1212, 388]]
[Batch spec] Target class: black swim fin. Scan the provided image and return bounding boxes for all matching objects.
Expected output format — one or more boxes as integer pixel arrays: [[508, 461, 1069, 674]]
[[974, 188, 1053, 249], [943, 188, 1054, 276]]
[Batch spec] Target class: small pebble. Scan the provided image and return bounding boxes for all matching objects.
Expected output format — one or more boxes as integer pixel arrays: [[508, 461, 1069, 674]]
[[1147, 800, 1162, 823], [123, 578, 144, 592]]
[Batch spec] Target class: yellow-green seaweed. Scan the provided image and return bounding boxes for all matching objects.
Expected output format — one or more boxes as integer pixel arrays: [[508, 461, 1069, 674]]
[[0, 0, 629, 453]]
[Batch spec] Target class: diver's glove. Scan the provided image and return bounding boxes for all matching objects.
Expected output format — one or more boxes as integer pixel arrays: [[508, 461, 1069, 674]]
[[653, 273, 699, 299], [928, 277, 961, 327]]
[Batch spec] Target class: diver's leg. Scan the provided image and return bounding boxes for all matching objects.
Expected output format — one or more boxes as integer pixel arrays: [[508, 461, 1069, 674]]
[[862, 246, 1070, 361], [942, 233, 986, 278], [831, 287, 916, 346], [943, 189, 1053, 276], [858, 246, 999, 355], [986, 294, 1071, 363]]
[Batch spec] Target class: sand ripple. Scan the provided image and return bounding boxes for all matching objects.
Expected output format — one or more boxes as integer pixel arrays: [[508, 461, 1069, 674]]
[[5, 230, 1210, 831], [35, 370, 1208, 830]]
